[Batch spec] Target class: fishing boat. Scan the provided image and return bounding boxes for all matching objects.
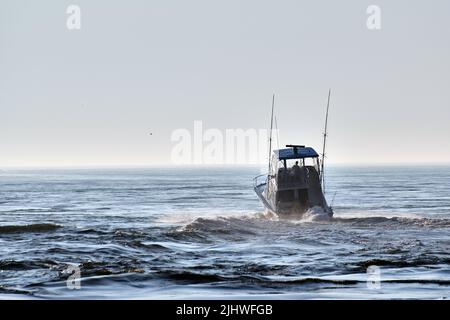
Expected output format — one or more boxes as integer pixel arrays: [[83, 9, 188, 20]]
[[253, 91, 333, 217]]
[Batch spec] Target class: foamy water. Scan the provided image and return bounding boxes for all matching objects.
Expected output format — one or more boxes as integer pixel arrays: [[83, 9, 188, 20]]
[[0, 167, 449, 299]]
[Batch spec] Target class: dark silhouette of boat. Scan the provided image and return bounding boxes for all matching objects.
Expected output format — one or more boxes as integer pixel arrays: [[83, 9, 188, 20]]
[[254, 91, 333, 217], [254, 145, 333, 217]]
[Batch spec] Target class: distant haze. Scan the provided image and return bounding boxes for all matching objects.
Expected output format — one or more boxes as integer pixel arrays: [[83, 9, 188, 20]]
[[1, 0, 450, 167]]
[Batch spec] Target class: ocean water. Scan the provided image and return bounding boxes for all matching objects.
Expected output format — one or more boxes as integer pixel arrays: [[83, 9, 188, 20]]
[[0, 166, 449, 299]]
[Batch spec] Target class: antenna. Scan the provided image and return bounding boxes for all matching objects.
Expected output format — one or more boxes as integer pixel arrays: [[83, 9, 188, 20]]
[[321, 89, 331, 194], [267, 94, 275, 176]]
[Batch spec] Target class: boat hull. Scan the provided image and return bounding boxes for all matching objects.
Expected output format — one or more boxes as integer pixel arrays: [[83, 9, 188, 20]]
[[254, 181, 333, 218]]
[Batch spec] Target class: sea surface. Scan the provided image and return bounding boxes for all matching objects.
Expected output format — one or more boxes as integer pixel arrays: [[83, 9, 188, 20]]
[[0, 166, 449, 299]]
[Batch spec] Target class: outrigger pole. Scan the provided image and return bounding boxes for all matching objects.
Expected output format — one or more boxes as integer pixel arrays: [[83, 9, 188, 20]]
[[321, 89, 331, 194], [267, 94, 275, 177]]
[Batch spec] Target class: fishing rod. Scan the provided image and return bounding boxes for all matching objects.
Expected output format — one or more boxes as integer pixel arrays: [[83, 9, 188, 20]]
[[321, 89, 331, 194], [267, 94, 275, 178], [274, 116, 280, 150]]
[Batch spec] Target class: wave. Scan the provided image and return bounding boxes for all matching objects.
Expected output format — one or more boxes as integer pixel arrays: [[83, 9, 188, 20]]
[[289, 206, 334, 223], [152, 270, 450, 287], [333, 216, 450, 228], [0, 286, 33, 296], [157, 270, 226, 283], [76, 261, 145, 277], [0, 259, 59, 271], [156, 209, 450, 245], [351, 257, 450, 271], [0, 223, 61, 234], [171, 210, 450, 236], [173, 215, 263, 242]]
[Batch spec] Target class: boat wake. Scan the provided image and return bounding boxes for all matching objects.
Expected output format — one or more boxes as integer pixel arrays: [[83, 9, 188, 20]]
[[164, 209, 450, 243], [292, 206, 333, 222]]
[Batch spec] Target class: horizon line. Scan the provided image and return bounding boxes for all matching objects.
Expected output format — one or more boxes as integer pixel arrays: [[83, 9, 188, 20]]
[[2, 162, 450, 170]]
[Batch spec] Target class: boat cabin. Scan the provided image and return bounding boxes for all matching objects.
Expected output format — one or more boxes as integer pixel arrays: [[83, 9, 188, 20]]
[[265, 145, 326, 214]]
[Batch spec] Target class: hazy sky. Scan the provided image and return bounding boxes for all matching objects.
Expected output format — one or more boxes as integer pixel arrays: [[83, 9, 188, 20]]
[[1, 0, 450, 167]]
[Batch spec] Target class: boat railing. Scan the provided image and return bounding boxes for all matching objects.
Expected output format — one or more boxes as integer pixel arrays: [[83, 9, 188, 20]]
[[253, 174, 267, 189]]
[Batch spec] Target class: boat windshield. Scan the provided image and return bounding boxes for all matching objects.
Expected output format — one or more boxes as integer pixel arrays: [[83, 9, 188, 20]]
[[275, 157, 320, 175], [285, 158, 317, 168], [270, 154, 320, 176]]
